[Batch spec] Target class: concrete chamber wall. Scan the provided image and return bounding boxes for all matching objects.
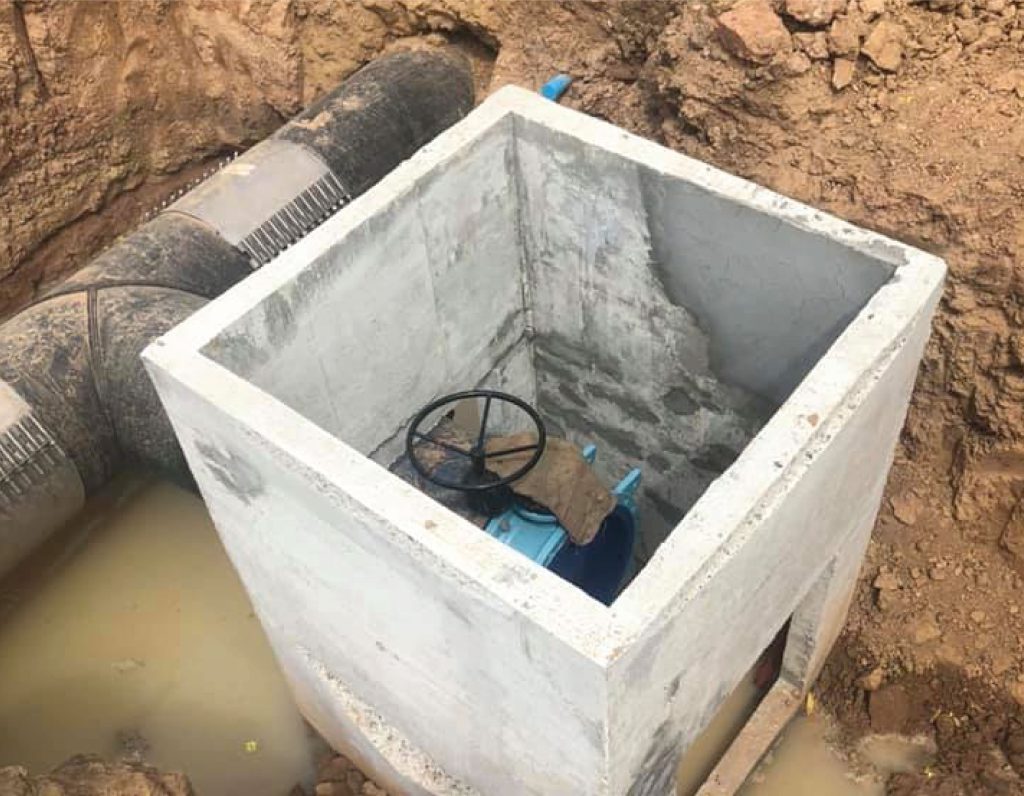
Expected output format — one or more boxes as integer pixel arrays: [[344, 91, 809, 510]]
[[202, 115, 535, 465], [144, 89, 945, 796], [514, 117, 894, 561]]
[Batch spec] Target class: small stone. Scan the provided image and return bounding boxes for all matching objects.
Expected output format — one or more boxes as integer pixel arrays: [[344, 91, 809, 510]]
[[936, 643, 965, 667], [910, 618, 942, 645], [318, 756, 354, 783], [1011, 682, 1024, 707], [717, 0, 794, 63], [781, 50, 813, 75], [829, 15, 863, 55], [785, 0, 848, 26], [970, 610, 987, 624], [346, 771, 367, 793], [929, 0, 959, 10], [987, 0, 1007, 12], [992, 652, 1015, 676], [873, 571, 900, 590], [794, 31, 831, 58], [956, 19, 982, 43], [111, 658, 145, 674], [862, 20, 905, 71], [928, 565, 948, 581], [1011, 605, 1020, 615], [991, 69, 1024, 93], [315, 784, 349, 796], [831, 57, 855, 89], [877, 589, 900, 612], [858, 0, 885, 19], [859, 667, 885, 691], [1010, 29, 1024, 43], [1003, 502, 1024, 564], [890, 492, 922, 525], [979, 23, 1003, 43], [362, 784, 387, 796]]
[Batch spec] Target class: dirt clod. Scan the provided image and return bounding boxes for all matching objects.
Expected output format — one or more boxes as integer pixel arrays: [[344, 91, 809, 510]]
[[874, 571, 901, 591], [716, 0, 793, 62], [861, 19, 905, 70], [910, 617, 943, 645], [0, 756, 194, 796], [785, 0, 849, 26], [828, 14, 864, 54], [890, 491, 922, 525], [832, 56, 857, 88], [794, 30, 832, 58], [858, 0, 886, 20], [859, 666, 886, 691]]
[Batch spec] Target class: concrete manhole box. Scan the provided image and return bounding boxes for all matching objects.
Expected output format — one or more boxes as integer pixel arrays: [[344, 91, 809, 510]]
[[144, 88, 944, 796]]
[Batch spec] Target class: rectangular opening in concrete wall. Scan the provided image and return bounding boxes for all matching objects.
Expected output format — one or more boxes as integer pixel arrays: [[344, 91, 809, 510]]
[[201, 106, 898, 586], [674, 620, 790, 795]]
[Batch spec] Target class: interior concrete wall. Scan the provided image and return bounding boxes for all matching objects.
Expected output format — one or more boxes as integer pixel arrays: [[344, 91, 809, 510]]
[[514, 118, 768, 564], [202, 117, 532, 459], [640, 169, 896, 405], [514, 119, 761, 563]]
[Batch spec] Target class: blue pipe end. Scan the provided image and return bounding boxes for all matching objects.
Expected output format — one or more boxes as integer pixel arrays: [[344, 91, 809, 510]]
[[539, 74, 573, 102]]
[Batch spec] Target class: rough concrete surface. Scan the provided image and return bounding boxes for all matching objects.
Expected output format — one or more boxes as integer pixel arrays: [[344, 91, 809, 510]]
[[145, 89, 943, 795]]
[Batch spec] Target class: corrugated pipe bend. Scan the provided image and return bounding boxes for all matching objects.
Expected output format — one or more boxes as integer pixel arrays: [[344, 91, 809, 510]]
[[0, 50, 474, 576]]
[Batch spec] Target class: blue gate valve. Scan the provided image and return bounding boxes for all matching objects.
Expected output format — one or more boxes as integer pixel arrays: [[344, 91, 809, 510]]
[[485, 443, 640, 604]]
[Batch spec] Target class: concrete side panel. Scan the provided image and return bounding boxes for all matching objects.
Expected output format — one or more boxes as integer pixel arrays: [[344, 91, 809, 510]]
[[202, 121, 526, 455], [143, 355, 608, 796], [604, 292, 938, 795]]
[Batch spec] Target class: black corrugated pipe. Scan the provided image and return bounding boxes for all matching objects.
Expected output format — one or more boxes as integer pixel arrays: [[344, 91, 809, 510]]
[[0, 50, 474, 575]]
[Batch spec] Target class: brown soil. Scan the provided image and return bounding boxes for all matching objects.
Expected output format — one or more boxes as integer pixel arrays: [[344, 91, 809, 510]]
[[3, 0, 1024, 792], [0, 755, 195, 795], [0, 753, 387, 796]]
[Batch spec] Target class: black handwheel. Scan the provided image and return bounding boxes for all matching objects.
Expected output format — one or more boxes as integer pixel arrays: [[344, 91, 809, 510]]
[[405, 389, 547, 492]]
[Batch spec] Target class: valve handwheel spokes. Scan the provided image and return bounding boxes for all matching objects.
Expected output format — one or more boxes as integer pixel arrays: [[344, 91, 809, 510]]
[[405, 389, 547, 492]]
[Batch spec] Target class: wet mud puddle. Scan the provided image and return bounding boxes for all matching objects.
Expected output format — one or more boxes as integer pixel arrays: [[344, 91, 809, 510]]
[[0, 476, 926, 795], [676, 678, 884, 796], [739, 715, 884, 796], [677, 682, 931, 796], [0, 477, 317, 794]]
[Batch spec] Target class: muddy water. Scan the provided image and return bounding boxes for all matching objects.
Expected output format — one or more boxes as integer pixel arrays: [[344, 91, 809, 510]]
[[740, 716, 884, 796], [0, 476, 900, 796], [0, 478, 316, 794], [675, 677, 883, 796]]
